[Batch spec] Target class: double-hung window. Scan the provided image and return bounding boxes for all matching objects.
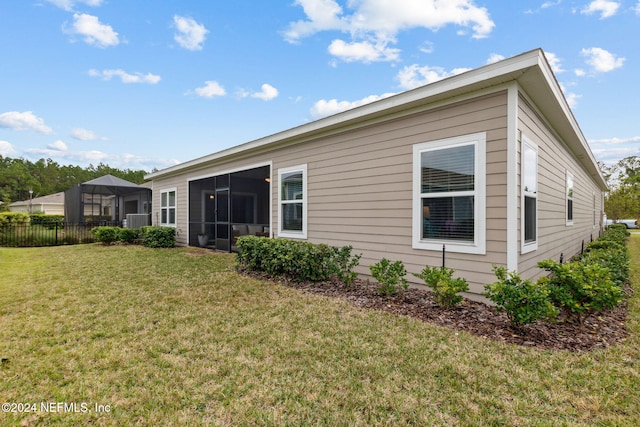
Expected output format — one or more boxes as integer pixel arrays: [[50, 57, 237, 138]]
[[160, 189, 176, 226], [413, 133, 486, 254], [522, 137, 538, 252], [566, 171, 574, 225], [278, 164, 307, 238]]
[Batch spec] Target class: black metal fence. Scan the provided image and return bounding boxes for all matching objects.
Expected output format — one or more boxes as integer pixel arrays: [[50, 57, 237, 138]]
[[0, 222, 104, 247]]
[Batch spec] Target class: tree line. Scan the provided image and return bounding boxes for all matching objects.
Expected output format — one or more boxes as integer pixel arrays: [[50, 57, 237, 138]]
[[1, 154, 638, 220], [0, 156, 150, 209], [601, 156, 639, 220]]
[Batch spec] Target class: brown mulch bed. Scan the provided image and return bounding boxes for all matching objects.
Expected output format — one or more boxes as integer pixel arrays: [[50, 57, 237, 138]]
[[241, 269, 630, 353]]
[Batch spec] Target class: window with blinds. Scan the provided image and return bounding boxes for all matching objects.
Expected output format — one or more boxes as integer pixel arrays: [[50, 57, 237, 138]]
[[412, 132, 486, 254], [420, 143, 476, 242]]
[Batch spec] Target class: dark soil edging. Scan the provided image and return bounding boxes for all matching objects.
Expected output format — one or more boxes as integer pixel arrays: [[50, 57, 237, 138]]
[[241, 269, 630, 353]]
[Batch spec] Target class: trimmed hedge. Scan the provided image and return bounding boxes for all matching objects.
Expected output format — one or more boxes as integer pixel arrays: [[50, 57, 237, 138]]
[[236, 236, 361, 283], [484, 266, 558, 326], [29, 214, 64, 227], [0, 212, 30, 226], [139, 226, 176, 248], [91, 226, 120, 245], [90, 226, 175, 248], [118, 228, 140, 244], [538, 259, 624, 326], [484, 225, 629, 326]]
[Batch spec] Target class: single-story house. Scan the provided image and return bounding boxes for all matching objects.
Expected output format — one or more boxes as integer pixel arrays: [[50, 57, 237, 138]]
[[145, 49, 607, 297], [9, 191, 65, 215]]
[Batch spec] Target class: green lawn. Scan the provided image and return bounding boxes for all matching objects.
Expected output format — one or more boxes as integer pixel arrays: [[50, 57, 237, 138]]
[[1, 238, 639, 426]]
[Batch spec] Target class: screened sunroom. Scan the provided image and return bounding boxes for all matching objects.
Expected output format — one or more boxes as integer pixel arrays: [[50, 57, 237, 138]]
[[187, 165, 270, 251]]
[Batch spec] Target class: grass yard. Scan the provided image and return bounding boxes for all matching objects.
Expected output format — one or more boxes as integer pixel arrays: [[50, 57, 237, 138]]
[[1, 237, 639, 426]]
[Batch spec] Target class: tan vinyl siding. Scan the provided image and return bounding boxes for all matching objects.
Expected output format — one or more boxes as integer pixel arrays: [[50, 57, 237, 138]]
[[296, 91, 508, 295], [151, 91, 509, 294], [517, 95, 604, 281]]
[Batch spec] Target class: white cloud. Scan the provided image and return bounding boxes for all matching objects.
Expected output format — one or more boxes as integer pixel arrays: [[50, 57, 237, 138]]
[[45, 0, 103, 11], [173, 16, 208, 51], [589, 136, 640, 164], [581, 0, 620, 18], [419, 41, 435, 54], [285, 0, 494, 63], [541, 1, 562, 9], [47, 140, 68, 151], [251, 84, 279, 101], [89, 69, 161, 84], [396, 64, 470, 90], [328, 39, 400, 62], [192, 81, 226, 98], [284, 0, 348, 42], [557, 81, 581, 108], [581, 47, 625, 73], [0, 141, 18, 157], [310, 92, 396, 119], [544, 52, 564, 73], [0, 111, 53, 134], [574, 68, 586, 77], [73, 150, 110, 163], [71, 127, 106, 141], [564, 91, 581, 109], [486, 53, 505, 64], [591, 136, 640, 145], [635, 1, 640, 14], [67, 13, 119, 48], [26, 147, 110, 163]]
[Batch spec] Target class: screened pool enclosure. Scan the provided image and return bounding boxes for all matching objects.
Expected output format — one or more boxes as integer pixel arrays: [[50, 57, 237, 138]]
[[64, 175, 152, 226]]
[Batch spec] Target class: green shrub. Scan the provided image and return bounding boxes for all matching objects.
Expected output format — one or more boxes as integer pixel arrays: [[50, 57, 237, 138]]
[[0, 212, 30, 226], [537, 259, 624, 326], [369, 258, 408, 296], [140, 226, 176, 248], [91, 226, 120, 245], [580, 240, 629, 287], [118, 228, 140, 244], [235, 236, 361, 283], [29, 214, 64, 227], [605, 223, 630, 238], [414, 265, 469, 307], [332, 245, 362, 285], [483, 266, 557, 327]]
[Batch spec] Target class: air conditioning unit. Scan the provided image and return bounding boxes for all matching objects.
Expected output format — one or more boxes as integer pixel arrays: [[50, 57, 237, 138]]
[[126, 214, 150, 229]]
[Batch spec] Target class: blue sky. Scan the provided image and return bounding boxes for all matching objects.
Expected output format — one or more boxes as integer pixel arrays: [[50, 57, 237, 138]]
[[1, 0, 638, 172]]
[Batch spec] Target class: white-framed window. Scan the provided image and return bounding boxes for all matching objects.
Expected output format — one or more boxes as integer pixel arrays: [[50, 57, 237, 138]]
[[412, 132, 486, 254], [160, 189, 176, 226], [566, 171, 574, 225], [521, 136, 538, 253], [278, 164, 307, 239]]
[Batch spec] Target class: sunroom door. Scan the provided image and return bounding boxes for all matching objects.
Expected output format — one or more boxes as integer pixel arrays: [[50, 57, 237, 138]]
[[215, 188, 230, 252]]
